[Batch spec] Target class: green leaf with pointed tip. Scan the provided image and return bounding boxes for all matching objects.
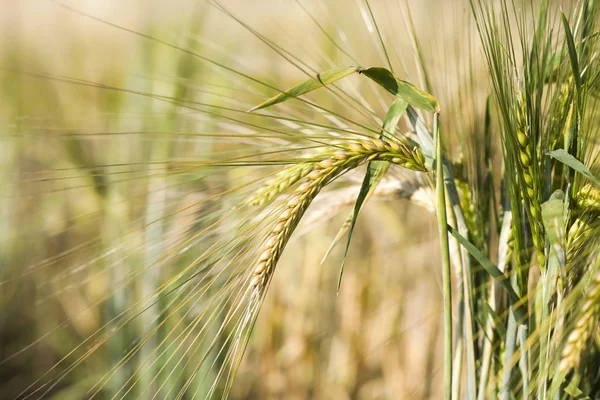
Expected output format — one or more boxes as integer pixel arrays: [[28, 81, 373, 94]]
[[548, 149, 600, 187], [561, 12, 582, 92], [335, 98, 408, 291], [359, 67, 439, 112], [249, 66, 361, 111], [447, 225, 527, 323], [564, 380, 591, 400]]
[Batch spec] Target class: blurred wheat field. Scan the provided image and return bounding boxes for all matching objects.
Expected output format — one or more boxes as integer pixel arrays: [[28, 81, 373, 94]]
[[0, 1, 457, 399], [3, 0, 600, 399]]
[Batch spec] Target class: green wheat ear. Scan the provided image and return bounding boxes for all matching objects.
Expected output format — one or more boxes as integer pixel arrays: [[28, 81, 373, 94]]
[[247, 64, 438, 291]]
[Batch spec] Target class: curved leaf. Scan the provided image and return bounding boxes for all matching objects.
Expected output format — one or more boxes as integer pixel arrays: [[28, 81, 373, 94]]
[[333, 98, 409, 290], [359, 67, 439, 112], [447, 225, 527, 323], [548, 149, 600, 187], [249, 66, 361, 111], [561, 13, 582, 92]]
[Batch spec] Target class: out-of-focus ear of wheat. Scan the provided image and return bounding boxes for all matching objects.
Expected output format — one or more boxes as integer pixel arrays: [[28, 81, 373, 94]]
[[1, 0, 600, 399]]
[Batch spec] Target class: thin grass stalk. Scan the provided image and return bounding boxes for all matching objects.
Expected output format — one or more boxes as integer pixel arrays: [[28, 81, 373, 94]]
[[478, 209, 512, 399], [409, 105, 477, 398], [500, 274, 519, 400], [434, 112, 453, 400], [518, 324, 529, 400], [454, 209, 477, 400], [451, 286, 464, 400], [476, 282, 495, 400]]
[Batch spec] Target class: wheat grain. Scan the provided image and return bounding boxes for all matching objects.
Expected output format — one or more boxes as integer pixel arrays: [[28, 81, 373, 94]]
[[248, 138, 426, 208], [248, 163, 314, 206], [576, 184, 600, 211]]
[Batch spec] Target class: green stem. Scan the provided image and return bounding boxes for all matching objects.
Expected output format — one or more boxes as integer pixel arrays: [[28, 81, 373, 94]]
[[435, 112, 453, 400], [452, 286, 464, 400]]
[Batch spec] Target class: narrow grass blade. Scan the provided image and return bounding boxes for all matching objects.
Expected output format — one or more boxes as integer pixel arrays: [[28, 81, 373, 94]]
[[336, 163, 376, 292], [548, 149, 600, 187], [545, 49, 563, 83], [447, 225, 527, 323], [363, 0, 393, 72], [324, 161, 387, 270], [359, 67, 439, 112], [249, 66, 361, 111], [564, 380, 592, 400], [561, 12, 582, 92], [335, 98, 408, 290], [434, 113, 452, 400], [379, 97, 409, 141]]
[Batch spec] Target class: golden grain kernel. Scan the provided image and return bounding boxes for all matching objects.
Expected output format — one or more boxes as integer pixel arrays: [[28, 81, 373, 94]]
[[334, 150, 348, 159], [287, 194, 302, 207], [265, 236, 277, 248], [581, 300, 593, 314], [361, 140, 376, 151], [318, 158, 334, 169], [389, 141, 401, 152], [558, 359, 570, 372], [371, 138, 385, 149], [258, 249, 271, 262], [297, 182, 313, 193], [279, 208, 293, 220], [254, 261, 268, 275], [272, 220, 286, 233], [250, 275, 262, 287], [307, 170, 323, 180], [348, 142, 364, 152]]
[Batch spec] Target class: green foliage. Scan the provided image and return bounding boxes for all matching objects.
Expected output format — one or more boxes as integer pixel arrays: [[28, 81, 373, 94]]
[[249, 66, 361, 111]]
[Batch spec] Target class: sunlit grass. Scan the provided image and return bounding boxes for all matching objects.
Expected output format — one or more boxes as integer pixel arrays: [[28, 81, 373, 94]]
[[1, 0, 600, 399]]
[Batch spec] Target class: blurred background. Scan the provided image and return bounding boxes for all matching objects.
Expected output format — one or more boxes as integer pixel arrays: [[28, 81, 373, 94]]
[[0, 0, 481, 398]]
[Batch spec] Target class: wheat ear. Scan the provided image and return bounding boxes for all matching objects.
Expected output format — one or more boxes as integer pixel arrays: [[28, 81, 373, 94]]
[[249, 138, 426, 292], [576, 184, 600, 211], [515, 93, 545, 268], [559, 269, 600, 373], [248, 163, 314, 206]]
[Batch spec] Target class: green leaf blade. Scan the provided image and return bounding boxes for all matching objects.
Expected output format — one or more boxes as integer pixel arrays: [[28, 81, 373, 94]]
[[249, 66, 361, 111], [548, 149, 600, 187], [336, 162, 380, 292], [447, 225, 527, 323], [561, 12, 582, 92], [335, 98, 408, 290], [359, 67, 439, 112]]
